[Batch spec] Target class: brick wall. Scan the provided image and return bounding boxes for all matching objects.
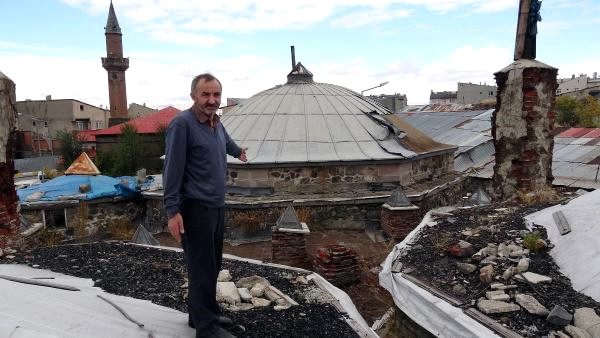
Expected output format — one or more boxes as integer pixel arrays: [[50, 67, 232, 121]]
[[380, 206, 424, 242], [0, 72, 18, 248], [492, 60, 557, 199]]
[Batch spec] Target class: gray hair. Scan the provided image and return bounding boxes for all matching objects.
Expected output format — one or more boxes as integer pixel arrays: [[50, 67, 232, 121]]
[[191, 73, 222, 93]]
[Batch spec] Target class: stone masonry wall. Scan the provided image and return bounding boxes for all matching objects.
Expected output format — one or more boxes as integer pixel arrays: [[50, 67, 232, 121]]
[[0, 72, 18, 248], [227, 153, 453, 193], [492, 60, 558, 199]]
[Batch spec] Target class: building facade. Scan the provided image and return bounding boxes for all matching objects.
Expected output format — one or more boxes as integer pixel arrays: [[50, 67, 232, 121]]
[[128, 103, 157, 119], [456, 82, 497, 104], [367, 93, 407, 113], [557, 73, 600, 99], [430, 91, 457, 104]]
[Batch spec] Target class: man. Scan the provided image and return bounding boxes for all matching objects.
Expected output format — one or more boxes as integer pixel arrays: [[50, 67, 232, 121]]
[[163, 73, 247, 338]]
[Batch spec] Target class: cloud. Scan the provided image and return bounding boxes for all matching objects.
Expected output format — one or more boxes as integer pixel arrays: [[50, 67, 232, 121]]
[[331, 8, 412, 28], [149, 30, 222, 47]]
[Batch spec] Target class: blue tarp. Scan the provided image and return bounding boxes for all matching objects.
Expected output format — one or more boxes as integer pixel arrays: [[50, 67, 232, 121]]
[[17, 175, 137, 202]]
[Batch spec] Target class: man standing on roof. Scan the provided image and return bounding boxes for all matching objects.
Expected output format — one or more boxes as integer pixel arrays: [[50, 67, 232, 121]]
[[163, 73, 247, 338]]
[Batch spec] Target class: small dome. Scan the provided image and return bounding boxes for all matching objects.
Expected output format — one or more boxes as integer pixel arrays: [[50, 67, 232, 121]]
[[223, 63, 448, 165]]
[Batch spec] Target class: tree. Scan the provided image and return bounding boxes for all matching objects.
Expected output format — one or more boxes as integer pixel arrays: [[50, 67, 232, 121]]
[[56, 129, 82, 169], [577, 95, 600, 127], [555, 95, 582, 127], [107, 124, 146, 176]]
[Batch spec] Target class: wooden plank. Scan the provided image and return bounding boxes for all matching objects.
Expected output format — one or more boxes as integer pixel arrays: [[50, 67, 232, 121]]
[[552, 210, 571, 235], [464, 308, 524, 338], [514, 0, 531, 60]]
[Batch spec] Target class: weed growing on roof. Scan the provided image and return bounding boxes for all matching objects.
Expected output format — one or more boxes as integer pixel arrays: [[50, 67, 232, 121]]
[[522, 231, 544, 253], [106, 218, 135, 240]]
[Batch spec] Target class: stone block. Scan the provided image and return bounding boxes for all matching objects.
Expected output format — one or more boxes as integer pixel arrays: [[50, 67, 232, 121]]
[[251, 297, 271, 307], [238, 288, 253, 302], [515, 272, 552, 284], [216, 282, 241, 305], [574, 307, 600, 338], [477, 299, 520, 314], [547, 305, 573, 327], [565, 325, 593, 338], [515, 293, 549, 316], [486, 290, 510, 301], [217, 269, 232, 282]]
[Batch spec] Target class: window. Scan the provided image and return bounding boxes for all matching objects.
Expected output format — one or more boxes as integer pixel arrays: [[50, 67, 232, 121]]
[[44, 121, 48, 127], [32, 121, 36, 127], [95, 121, 104, 129], [75, 121, 86, 130], [43, 209, 66, 227], [80, 105, 84, 111]]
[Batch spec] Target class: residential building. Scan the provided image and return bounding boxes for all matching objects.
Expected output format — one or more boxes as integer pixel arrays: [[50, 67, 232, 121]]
[[367, 93, 407, 113], [430, 91, 457, 104], [557, 73, 600, 99], [456, 82, 497, 104], [128, 103, 157, 119], [221, 98, 246, 114]]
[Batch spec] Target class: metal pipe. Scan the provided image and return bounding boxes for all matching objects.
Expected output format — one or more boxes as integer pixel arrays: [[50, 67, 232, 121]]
[[291, 46, 296, 70]]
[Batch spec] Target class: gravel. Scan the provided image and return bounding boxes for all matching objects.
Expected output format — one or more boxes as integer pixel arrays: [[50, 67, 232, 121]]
[[398, 202, 600, 337], [0, 242, 359, 338]]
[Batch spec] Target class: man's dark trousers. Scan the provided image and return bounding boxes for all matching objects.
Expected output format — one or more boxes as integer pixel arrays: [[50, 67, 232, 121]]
[[181, 199, 225, 335]]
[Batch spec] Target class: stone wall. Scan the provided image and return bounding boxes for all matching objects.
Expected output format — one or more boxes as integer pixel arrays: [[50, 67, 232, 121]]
[[227, 153, 453, 193], [492, 60, 558, 199], [21, 198, 143, 237], [0, 72, 18, 248]]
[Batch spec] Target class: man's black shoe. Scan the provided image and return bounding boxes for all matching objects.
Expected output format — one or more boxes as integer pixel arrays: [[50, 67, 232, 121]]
[[197, 324, 236, 338], [188, 315, 233, 328]]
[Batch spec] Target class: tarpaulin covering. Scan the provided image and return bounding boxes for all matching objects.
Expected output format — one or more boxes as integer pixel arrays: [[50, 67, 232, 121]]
[[17, 175, 137, 202]]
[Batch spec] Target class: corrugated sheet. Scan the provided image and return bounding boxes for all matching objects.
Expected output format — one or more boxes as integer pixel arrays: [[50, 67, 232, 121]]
[[222, 80, 451, 164]]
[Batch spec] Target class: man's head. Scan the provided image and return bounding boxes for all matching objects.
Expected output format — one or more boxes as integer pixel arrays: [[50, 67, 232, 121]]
[[190, 73, 222, 116]]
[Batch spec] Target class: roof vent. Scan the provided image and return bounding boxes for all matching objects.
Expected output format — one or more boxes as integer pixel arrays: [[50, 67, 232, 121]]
[[286, 46, 314, 84]]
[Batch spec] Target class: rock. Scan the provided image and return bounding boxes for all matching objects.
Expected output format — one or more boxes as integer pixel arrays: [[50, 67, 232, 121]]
[[251, 297, 271, 307], [457, 263, 477, 274], [515, 272, 552, 284], [549, 331, 572, 338], [547, 305, 573, 327], [507, 243, 521, 253], [510, 250, 526, 258], [217, 270, 232, 282], [250, 283, 267, 297], [236, 275, 270, 289], [26, 191, 44, 202], [480, 265, 494, 284], [447, 240, 475, 257], [490, 283, 504, 290], [295, 276, 309, 284], [502, 266, 516, 280], [238, 288, 253, 302], [574, 307, 600, 337], [0, 248, 3, 257], [461, 230, 473, 236], [452, 284, 467, 295], [516, 258, 530, 273], [477, 299, 520, 314], [79, 183, 91, 193], [565, 325, 592, 338], [275, 303, 292, 311], [497, 243, 510, 257], [480, 256, 498, 265], [216, 282, 241, 305], [515, 294, 549, 316], [486, 290, 510, 301], [475, 243, 498, 257], [237, 303, 255, 311], [6, 255, 15, 259], [264, 289, 282, 302]]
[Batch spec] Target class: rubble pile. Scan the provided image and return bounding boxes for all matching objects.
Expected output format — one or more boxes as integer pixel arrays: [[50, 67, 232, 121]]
[[397, 203, 600, 337], [313, 244, 359, 287]]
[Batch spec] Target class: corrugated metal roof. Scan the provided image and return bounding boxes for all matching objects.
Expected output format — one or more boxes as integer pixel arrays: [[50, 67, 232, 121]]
[[223, 68, 452, 165]]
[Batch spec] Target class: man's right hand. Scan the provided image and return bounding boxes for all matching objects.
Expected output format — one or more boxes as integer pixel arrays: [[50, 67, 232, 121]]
[[168, 213, 185, 243]]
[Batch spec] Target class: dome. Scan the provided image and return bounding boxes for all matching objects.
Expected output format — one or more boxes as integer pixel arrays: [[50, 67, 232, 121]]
[[222, 62, 450, 165]]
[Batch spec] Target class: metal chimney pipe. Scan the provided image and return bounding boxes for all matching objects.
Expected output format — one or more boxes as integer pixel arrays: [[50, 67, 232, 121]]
[[291, 46, 296, 70]]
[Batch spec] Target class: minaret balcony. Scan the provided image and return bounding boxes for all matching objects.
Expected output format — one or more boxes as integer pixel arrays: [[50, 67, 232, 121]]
[[101, 57, 129, 71]]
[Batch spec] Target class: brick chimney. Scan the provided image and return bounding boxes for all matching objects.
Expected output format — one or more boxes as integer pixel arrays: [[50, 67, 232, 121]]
[[380, 188, 422, 242], [271, 205, 310, 269]]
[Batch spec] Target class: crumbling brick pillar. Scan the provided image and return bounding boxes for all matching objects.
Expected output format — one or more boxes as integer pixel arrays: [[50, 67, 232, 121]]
[[0, 71, 19, 248], [492, 60, 558, 200], [271, 226, 310, 269], [380, 189, 422, 242]]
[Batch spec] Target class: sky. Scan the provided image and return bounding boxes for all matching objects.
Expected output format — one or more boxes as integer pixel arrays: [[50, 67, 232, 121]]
[[1, 0, 599, 109]]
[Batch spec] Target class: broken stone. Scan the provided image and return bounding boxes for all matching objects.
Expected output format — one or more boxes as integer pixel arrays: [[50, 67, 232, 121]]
[[477, 299, 520, 314], [295, 276, 309, 284], [507, 243, 521, 253], [447, 240, 475, 257], [502, 266, 516, 280], [480, 256, 498, 265], [217, 270, 232, 282], [249, 283, 267, 297], [549, 331, 572, 338], [490, 283, 504, 290], [565, 325, 592, 338], [275, 303, 293, 311], [497, 243, 510, 257], [79, 183, 91, 193], [480, 265, 494, 284], [264, 289, 282, 302], [574, 307, 600, 337], [515, 294, 549, 316], [237, 303, 255, 311], [251, 297, 271, 307], [486, 290, 510, 301], [216, 282, 241, 305], [515, 272, 552, 284], [236, 275, 270, 289], [457, 263, 477, 274], [452, 284, 467, 296], [510, 250, 526, 258], [547, 305, 573, 327], [238, 288, 253, 302], [475, 243, 498, 257], [516, 258, 530, 273]]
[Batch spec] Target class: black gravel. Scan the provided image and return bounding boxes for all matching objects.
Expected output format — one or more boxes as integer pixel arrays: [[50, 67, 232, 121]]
[[399, 202, 600, 337], [1, 242, 359, 338]]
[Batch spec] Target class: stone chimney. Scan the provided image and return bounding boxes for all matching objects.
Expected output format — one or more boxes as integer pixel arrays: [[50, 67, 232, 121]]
[[0, 71, 19, 248], [492, 59, 558, 199], [271, 205, 310, 268]]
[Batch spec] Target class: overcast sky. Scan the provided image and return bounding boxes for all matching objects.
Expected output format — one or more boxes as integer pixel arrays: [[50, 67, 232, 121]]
[[1, 0, 599, 109]]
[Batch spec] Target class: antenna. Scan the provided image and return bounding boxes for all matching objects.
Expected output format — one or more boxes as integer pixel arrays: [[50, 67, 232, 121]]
[[291, 46, 296, 70]]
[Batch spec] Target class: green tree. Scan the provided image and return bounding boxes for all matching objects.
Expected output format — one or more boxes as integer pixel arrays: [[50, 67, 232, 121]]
[[56, 129, 82, 169], [577, 95, 600, 127], [555, 95, 582, 127], [108, 124, 146, 176]]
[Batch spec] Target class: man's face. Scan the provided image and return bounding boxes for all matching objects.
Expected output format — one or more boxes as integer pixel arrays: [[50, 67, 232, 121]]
[[191, 79, 221, 116]]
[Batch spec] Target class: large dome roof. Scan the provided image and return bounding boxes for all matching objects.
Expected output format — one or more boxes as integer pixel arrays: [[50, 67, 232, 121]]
[[223, 63, 450, 165]]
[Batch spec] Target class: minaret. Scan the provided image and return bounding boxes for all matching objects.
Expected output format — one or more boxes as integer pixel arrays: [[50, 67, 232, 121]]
[[101, 1, 129, 126]]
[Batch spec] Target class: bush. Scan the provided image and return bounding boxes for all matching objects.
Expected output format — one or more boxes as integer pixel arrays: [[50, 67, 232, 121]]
[[56, 130, 83, 169], [100, 124, 147, 176]]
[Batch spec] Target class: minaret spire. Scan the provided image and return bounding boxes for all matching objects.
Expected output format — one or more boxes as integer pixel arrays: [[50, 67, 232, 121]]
[[105, 1, 121, 34]]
